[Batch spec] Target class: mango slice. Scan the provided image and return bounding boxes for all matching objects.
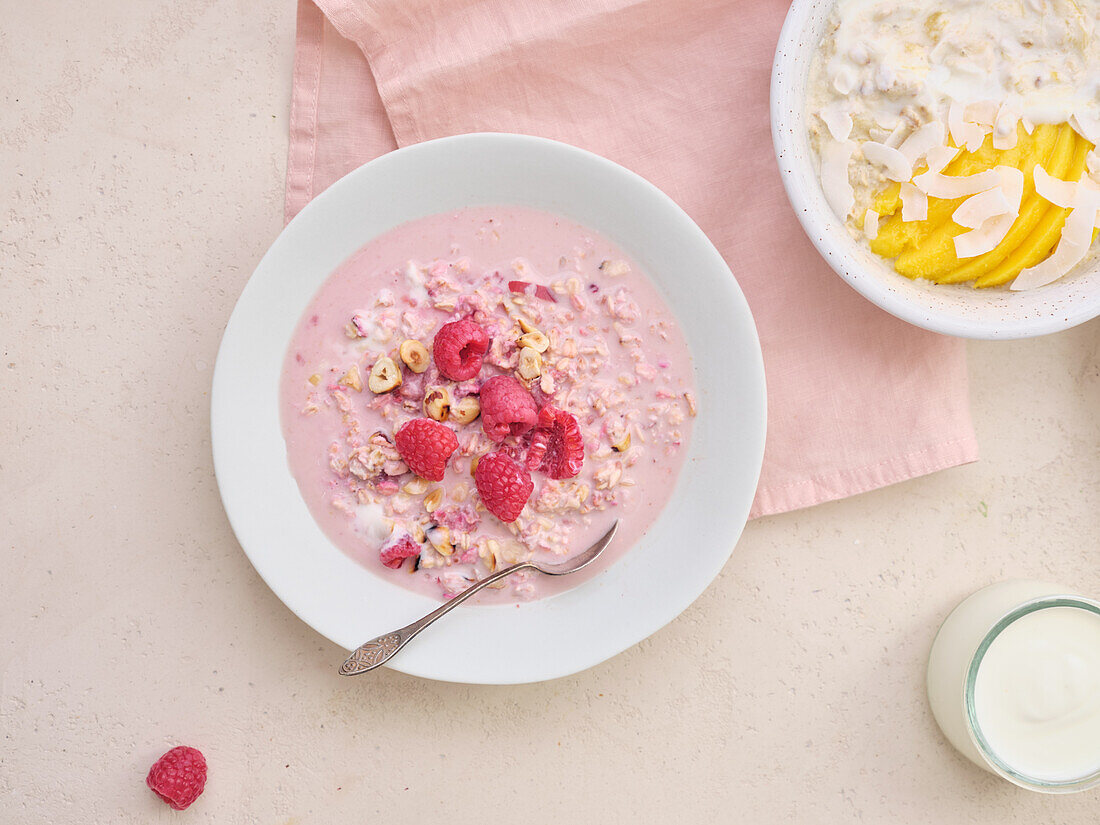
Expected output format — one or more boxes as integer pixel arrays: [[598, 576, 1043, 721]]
[[937, 125, 1073, 284], [973, 134, 1092, 288], [893, 126, 1045, 280], [870, 138, 1004, 260], [863, 122, 1095, 288]]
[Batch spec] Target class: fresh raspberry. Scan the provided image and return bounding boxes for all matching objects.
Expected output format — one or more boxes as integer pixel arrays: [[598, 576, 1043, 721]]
[[394, 418, 459, 481], [526, 405, 585, 479], [433, 319, 490, 381], [474, 452, 534, 523], [379, 531, 421, 569], [146, 746, 207, 811], [479, 375, 538, 442]]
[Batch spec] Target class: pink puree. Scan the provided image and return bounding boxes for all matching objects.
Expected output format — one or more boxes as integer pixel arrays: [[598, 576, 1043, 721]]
[[280, 206, 695, 603]]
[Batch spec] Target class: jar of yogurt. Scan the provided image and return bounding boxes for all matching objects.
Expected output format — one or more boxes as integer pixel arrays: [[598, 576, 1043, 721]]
[[926, 580, 1100, 793]]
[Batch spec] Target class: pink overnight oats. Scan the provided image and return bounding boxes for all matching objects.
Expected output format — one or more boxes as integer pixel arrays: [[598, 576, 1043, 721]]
[[280, 206, 696, 603]]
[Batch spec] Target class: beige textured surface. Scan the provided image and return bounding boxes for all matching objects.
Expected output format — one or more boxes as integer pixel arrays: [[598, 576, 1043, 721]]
[[2, 1, 1098, 821]]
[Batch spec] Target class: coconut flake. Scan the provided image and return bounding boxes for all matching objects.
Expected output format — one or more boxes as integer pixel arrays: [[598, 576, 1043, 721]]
[[897, 122, 946, 168], [964, 100, 1000, 128], [862, 141, 913, 182], [900, 183, 928, 221], [1071, 112, 1100, 146], [884, 122, 910, 149], [949, 102, 989, 152], [821, 139, 857, 220], [1011, 178, 1100, 289], [819, 104, 853, 142], [953, 188, 1011, 229], [864, 209, 881, 240], [1020, 117, 1036, 135], [954, 214, 1016, 258], [925, 145, 962, 175], [1087, 150, 1100, 181], [1010, 238, 1088, 290], [1034, 164, 1080, 209], [952, 167, 1024, 258], [914, 167, 1001, 199]]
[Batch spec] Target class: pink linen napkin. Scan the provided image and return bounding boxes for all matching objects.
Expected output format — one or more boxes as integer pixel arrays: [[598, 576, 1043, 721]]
[[284, 0, 978, 518]]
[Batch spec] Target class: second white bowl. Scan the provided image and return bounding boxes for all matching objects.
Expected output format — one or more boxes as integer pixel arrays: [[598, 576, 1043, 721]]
[[770, 0, 1100, 339]]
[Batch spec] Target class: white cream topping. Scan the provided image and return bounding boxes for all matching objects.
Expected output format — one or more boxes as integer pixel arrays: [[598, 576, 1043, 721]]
[[820, 0, 1099, 131], [354, 502, 393, 542], [403, 261, 431, 305], [973, 606, 1100, 782]]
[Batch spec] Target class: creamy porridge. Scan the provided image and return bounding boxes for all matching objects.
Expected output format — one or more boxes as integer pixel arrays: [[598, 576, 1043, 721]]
[[280, 207, 696, 603]]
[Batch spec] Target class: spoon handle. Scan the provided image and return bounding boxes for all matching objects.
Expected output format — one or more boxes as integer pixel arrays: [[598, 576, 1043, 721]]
[[338, 562, 533, 676]]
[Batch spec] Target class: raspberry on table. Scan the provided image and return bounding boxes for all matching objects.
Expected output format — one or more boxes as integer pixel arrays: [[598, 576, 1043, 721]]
[[433, 319, 490, 381], [395, 418, 459, 481], [379, 531, 421, 569], [479, 375, 538, 442], [474, 452, 534, 523], [526, 405, 585, 479], [146, 745, 207, 811]]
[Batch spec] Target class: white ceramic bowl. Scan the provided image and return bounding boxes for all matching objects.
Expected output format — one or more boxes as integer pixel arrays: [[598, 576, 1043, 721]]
[[771, 0, 1100, 339], [211, 133, 767, 684]]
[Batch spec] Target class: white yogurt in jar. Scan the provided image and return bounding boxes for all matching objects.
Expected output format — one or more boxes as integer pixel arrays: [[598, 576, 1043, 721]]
[[973, 605, 1100, 783], [926, 580, 1100, 792]]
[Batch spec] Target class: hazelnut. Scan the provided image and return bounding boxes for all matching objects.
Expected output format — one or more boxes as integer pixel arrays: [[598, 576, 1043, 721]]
[[337, 364, 363, 392], [450, 396, 481, 425], [368, 356, 402, 393], [612, 429, 631, 452], [517, 347, 542, 380], [517, 331, 549, 353], [599, 259, 631, 277], [424, 386, 452, 421], [424, 488, 443, 513], [426, 524, 453, 556], [399, 339, 430, 373]]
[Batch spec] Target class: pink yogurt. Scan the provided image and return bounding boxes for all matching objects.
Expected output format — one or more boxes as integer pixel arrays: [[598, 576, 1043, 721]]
[[280, 206, 695, 603]]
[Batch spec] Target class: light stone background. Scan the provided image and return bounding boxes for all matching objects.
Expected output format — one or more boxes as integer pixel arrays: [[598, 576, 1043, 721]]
[[2, 1, 1099, 822]]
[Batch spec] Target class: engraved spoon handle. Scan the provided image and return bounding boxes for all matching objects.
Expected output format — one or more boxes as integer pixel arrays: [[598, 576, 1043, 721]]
[[339, 562, 535, 676]]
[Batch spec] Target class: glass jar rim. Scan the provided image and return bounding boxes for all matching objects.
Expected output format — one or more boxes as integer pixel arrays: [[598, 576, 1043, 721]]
[[964, 594, 1100, 794]]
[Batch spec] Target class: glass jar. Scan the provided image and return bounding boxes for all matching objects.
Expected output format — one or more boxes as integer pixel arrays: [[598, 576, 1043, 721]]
[[926, 580, 1100, 793]]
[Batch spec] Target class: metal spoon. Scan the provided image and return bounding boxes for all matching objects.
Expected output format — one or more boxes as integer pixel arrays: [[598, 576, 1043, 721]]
[[338, 520, 619, 676]]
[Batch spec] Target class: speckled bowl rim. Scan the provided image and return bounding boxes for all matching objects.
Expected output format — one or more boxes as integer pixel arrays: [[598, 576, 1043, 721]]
[[211, 133, 767, 685], [770, 0, 1100, 339]]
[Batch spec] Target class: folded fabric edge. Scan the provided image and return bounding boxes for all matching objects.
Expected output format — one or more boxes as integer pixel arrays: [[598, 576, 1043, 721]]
[[308, 0, 425, 147], [284, 0, 325, 225], [748, 435, 980, 519]]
